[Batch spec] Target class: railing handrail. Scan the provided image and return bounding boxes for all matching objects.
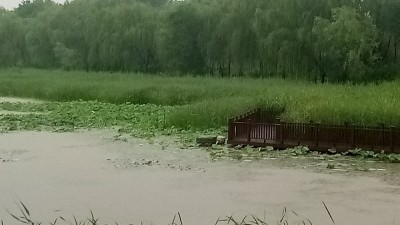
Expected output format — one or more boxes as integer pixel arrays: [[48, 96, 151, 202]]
[[228, 108, 400, 153], [232, 120, 399, 132]]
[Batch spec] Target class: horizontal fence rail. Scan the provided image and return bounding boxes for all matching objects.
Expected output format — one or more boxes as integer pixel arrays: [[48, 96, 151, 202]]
[[227, 110, 400, 153], [229, 108, 280, 123]]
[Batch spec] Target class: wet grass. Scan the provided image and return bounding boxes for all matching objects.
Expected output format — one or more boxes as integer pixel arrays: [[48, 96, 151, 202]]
[[2, 69, 400, 130]]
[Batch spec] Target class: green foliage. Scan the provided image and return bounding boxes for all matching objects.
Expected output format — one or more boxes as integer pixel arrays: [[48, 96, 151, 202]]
[[286, 146, 311, 156], [313, 7, 380, 82], [53, 42, 82, 70], [344, 148, 400, 163], [3, 69, 400, 130], [166, 97, 261, 130], [157, 2, 205, 73], [0, 0, 399, 82], [0, 12, 25, 67], [0, 101, 167, 137], [1, 75, 400, 162]]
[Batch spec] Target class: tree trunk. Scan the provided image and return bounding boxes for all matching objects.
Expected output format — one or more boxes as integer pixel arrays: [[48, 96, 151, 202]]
[[395, 37, 398, 60], [318, 52, 326, 83], [238, 63, 243, 76], [218, 63, 224, 77], [282, 68, 286, 80], [320, 71, 326, 84], [228, 55, 231, 77], [209, 62, 214, 76], [259, 60, 263, 78], [384, 36, 392, 60], [144, 54, 150, 73]]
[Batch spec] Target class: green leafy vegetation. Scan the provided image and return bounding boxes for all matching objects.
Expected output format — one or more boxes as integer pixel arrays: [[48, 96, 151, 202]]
[[0, 0, 399, 83], [344, 148, 400, 163], [208, 145, 400, 163], [2, 97, 399, 164], [0, 101, 169, 136], [2, 69, 400, 130]]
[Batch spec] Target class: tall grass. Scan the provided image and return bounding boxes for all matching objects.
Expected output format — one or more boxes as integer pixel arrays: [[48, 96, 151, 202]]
[[1, 68, 400, 129]]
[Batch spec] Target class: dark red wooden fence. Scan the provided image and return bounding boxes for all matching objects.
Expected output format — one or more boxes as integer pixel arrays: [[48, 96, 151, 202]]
[[227, 108, 400, 153]]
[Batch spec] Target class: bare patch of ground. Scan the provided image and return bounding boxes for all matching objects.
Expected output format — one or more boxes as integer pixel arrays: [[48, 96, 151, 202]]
[[0, 131, 399, 225]]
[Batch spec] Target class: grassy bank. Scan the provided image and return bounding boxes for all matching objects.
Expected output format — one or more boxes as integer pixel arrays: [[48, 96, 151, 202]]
[[1, 68, 400, 129]]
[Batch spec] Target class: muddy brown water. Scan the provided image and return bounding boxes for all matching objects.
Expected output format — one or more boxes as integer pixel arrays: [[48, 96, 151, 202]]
[[0, 131, 399, 225]]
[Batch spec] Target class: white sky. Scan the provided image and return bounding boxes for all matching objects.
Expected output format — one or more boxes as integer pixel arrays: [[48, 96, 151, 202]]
[[0, 0, 66, 10]]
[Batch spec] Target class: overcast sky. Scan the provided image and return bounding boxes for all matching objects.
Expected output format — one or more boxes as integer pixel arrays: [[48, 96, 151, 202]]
[[0, 0, 66, 10]]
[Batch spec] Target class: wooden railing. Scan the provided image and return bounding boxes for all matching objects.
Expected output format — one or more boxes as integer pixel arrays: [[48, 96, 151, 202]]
[[227, 111, 400, 153], [229, 108, 280, 123], [227, 108, 280, 141]]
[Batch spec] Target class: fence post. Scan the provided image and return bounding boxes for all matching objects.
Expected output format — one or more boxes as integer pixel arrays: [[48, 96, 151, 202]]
[[315, 122, 319, 147], [279, 121, 284, 145], [391, 126, 395, 153], [228, 118, 234, 142], [310, 120, 315, 147], [344, 122, 348, 145], [351, 124, 356, 148], [247, 119, 251, 144], [380, 123, 384, 148]]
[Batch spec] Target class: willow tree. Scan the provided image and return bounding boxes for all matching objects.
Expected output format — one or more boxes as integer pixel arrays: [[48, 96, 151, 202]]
[[0, 10, 25, 67], [157, 1, 205, 74], [313, 6, 380, 82]]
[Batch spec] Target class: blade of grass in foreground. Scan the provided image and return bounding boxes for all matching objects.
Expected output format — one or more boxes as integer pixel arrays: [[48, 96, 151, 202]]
[[322, 201, 335, 225]]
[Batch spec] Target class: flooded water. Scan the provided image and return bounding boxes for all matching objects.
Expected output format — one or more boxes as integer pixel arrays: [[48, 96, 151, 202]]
[[0, 131, 399, 225]]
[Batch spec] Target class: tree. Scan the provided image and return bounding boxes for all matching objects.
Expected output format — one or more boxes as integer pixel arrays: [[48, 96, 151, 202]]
[[0, 0, 398, 82], [157, 2, 205, 74], [24, 4, 59, 68], [15, 0, 56, 18], [313, 6, 379, 82], [0, 11, 25, 67], [53, 42, 82, 70]]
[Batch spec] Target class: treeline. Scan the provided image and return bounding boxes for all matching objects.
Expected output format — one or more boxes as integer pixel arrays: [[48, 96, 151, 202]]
[[0, 0, 400, 82]]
